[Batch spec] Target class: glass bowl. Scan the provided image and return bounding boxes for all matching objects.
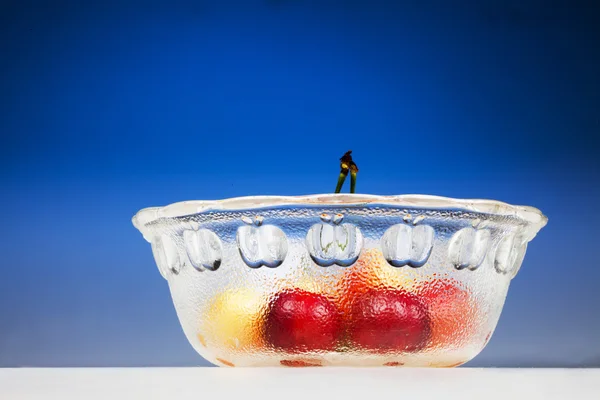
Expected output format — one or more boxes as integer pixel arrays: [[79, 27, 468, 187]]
[[132, 194, 547, 367]]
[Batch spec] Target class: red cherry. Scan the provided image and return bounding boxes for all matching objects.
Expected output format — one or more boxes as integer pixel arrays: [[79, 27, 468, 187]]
[[348, 288, 431, 352], [420, 279, 478, 348], [265, 290, 342, 352]]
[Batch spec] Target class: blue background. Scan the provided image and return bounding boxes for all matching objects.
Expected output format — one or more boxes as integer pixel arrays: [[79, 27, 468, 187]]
[[1, 0, 599, 367]]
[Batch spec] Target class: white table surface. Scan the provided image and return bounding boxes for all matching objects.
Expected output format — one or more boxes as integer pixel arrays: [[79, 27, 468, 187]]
[[1, 368, 598, 399]]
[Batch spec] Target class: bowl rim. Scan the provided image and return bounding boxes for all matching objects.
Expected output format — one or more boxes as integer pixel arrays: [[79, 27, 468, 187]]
[[132, 193, 547, 235]]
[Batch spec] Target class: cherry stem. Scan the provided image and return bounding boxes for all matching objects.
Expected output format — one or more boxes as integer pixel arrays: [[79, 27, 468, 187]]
[[335, 171, 348, 193], [336, 150, 358, 194]]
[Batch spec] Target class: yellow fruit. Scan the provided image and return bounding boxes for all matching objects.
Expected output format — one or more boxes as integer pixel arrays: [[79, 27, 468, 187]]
[[365, 248, 421, 290], [202, 288, 266, 351], [277, 255, 341, 299]]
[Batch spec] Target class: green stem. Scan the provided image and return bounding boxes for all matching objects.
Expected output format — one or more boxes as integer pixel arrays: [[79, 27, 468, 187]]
[[335, 171, 348, 193], [350, 171, 357, 194]]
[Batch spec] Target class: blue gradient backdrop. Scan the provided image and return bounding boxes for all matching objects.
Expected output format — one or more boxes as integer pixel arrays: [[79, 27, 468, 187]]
[[1, 0, 599, 367]]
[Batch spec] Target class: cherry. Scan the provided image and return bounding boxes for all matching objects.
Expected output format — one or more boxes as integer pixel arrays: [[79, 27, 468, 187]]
[[336, 249, 417, 316], [265, 289, 342, 352], [348, 288, 431, 352], [420, 279, 478, 348]]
